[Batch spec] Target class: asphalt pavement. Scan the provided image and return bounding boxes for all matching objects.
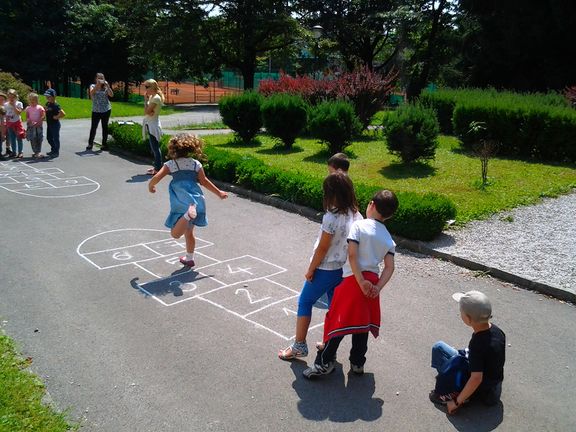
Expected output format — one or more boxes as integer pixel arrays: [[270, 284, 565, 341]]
[[0, 115, 574, 431]]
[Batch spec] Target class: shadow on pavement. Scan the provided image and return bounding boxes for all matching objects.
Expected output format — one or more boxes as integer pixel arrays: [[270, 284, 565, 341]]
[[290, 361, 383, 423], [433, 400, 504, 431], [126, 174, 151, 183]]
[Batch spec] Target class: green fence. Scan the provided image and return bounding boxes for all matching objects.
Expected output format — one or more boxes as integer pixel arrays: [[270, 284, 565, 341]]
[[220, 71, 280, 90], [31, 80, 83, 98]]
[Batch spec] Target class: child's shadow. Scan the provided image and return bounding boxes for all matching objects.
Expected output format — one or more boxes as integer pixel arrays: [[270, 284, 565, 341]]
[[290, 361, 383, 423], [434, 400, 504, 431]]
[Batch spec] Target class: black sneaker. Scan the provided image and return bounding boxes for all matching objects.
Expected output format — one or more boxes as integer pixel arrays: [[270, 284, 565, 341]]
[[86, 145, 93, 151], [428, 390, 452, 405], [303, 361, 335, 379]]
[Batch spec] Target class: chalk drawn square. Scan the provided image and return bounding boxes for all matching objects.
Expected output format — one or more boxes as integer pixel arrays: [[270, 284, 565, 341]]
[[82, 245, 161, 269], [197, 256, 286, 286], [137, 252, 219, 277], [43, 177, 97, 188], [138, 270, 224, 305], [144, 237, 213, 255], [246, 297, 327, 341], [199, 278, 298, 316], [1, 180, 51, 191]]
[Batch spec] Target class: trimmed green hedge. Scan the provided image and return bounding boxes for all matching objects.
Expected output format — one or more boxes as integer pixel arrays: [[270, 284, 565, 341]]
[[110, 125, 457, 240], [108, 121, 170, 156], [420, 88, 576, 163], [219, 91, 263, 144]]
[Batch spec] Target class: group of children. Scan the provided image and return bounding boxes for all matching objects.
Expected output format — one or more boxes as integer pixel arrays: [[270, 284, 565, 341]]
[[148, 136, 506, 414], [0, 88, 65, 160]]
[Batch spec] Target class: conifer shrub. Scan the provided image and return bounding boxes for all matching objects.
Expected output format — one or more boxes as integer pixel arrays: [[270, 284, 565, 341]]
[[219, 91, 263, 144], [308, 101, 362, 153], [383, 104, 440, 164], [261, 93, 308, 149]]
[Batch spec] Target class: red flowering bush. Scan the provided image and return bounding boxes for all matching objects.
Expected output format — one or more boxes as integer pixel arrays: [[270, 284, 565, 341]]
[[259, 68, 396, 129], [566, 86, 576, 107]]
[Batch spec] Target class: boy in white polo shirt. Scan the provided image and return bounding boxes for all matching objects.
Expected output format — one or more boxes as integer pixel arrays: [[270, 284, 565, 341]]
[[303, 189, 399, 378]]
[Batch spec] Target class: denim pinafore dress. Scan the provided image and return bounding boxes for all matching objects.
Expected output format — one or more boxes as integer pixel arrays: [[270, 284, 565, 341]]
[[164, 159, 207, 228]]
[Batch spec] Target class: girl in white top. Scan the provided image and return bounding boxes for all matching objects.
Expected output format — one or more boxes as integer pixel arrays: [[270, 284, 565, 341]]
[[142, 79, 164, 175], [278, 172, 363, 360], [4, 89, 25, 158]]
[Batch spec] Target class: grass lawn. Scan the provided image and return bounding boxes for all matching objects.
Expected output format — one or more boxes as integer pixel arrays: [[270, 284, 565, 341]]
[[172, 120, 228, 130], [28, 95, 179, 120], [203, 132, 576, 224], [0, 333, 76, 431]]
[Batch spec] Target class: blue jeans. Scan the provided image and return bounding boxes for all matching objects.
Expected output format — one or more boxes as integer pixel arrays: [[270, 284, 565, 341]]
[[46, 122, 61, 155], [146, 126, 162, 171], [7, 128, 23, 154], [431, 341, 459, 373], [297, 268, 342, 316]]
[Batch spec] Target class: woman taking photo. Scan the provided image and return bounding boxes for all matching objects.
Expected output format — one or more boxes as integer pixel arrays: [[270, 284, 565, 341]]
[[142, 79, 164, 175], [87, 72, 113, 151]]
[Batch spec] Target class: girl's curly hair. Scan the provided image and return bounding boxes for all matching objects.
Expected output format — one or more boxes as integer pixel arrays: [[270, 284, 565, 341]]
[[167, 133, 206, 161]]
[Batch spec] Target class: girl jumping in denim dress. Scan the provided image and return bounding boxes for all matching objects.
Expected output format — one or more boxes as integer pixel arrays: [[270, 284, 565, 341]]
[[148, 133, 228, 267]]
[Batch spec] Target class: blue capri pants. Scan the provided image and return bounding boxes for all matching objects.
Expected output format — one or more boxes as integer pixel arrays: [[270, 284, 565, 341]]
[[297, 268, 343, 316]]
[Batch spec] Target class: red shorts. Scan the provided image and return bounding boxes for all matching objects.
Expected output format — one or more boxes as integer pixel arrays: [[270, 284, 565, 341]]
[[323, 271, 381, 342]]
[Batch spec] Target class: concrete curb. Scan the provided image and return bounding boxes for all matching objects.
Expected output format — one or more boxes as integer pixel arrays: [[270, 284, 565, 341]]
[[393, 238, 575, 304], [110, 146, 575, 305]]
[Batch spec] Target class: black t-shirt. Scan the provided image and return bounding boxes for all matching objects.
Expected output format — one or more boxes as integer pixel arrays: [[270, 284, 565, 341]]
[[468, 324, 506, 383], [45, 102, 61, 124]]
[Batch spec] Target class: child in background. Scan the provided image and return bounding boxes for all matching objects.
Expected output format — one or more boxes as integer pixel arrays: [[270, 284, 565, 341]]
[[327, 153, 350, 174], [44, 89, 66, 158], [429, 290, 506, 413], [0, 92, 7, 159], [4, 89, 25, 158], [303, 190, 399, 378], [25, 93, 46, 158], [278, 172, 363, 360], [148, 134, 228, 267]]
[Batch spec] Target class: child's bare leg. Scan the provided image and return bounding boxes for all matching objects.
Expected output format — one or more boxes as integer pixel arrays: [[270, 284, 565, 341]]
[[295, 316, 312, 343], [184, 226, 196, 254], [170, 204, 197, 239], [170, 217, 189, 239]]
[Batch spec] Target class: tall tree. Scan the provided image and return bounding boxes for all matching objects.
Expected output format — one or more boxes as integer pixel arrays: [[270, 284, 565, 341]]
[[202, 0, 300, 89], [296, 0, 397, 72], [0, 0, 72, 84], [459, 0, 576, 90]]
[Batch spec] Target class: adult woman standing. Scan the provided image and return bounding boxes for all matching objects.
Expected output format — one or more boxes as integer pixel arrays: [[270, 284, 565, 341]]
[[142, 79, 164, 175], [87, 72, 113, 151]]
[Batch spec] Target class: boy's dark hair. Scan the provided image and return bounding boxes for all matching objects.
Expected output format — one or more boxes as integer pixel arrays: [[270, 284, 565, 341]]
[[327, 153, 350, 172], [323, 172, 358, 214], [372, 190, 398, 219]]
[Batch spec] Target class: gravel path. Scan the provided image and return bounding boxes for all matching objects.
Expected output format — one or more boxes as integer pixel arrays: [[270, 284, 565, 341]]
[[426, 191, 576, 295]]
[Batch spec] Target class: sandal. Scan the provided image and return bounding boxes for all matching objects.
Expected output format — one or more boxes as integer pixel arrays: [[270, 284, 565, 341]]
[[146, 168, 158, 175], [17, 153, 23, 159], [278, 342, 308, 360]]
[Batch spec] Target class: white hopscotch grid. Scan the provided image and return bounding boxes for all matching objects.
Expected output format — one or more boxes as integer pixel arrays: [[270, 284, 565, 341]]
[[0, 161, 100, 197], [77, 229, 317, 340]]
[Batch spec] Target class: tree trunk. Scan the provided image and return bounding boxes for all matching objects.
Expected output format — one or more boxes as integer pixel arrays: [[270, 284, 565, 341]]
[[241, 63, 256, 90]]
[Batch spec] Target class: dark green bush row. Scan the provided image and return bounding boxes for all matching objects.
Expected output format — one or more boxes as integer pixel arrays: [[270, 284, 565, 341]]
[[109, 124, 457, 240], [108, 122, 170, 156], [453, 103, 576, 162], [420, 88, 576, 162]]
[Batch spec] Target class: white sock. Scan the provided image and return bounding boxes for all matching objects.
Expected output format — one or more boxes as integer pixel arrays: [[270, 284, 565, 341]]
[[186, 253, 194, 261], [183, 212, 191, 221]]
